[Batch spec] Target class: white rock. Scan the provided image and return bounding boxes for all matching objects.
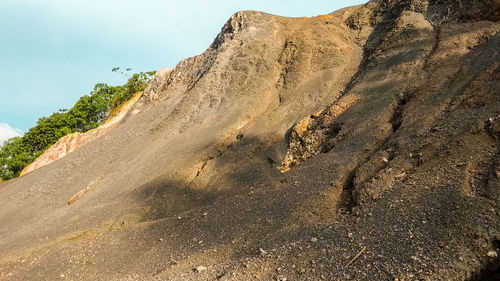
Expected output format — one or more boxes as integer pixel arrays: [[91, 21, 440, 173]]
[[195, 266, 207, 272], [487, 250, 498, 258]]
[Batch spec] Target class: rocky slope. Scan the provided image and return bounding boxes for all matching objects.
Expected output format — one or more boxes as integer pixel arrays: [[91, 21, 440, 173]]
[[0, 0, 499, 280], [20, 91, 145, 176]]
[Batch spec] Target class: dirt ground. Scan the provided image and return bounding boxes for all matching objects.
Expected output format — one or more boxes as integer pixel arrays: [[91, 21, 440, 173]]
[[0, 0, 499, 280]]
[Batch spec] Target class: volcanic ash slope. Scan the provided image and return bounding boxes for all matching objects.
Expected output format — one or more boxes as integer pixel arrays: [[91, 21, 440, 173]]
[[0, 0, 499, 280]]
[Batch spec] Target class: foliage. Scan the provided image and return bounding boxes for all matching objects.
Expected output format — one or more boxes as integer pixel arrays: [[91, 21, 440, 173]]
[[0, 137, 33, 180], [0, 70, 155, 181], [110, 71, 155, 110]]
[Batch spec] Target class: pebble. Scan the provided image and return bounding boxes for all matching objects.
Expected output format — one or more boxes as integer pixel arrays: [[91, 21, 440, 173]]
[[195, 266, 207, 272], [311, 237, 318, 242], [487, 250, 497, 258]]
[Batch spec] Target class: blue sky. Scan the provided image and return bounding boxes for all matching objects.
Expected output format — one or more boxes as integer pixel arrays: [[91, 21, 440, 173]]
[[0, 0, 365, 143]]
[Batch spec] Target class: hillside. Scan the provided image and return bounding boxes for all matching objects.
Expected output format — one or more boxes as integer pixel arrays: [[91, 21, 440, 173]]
[[20, 91, 146, 176], [0, 0, 499, 280], [0, 71, 154, 180]]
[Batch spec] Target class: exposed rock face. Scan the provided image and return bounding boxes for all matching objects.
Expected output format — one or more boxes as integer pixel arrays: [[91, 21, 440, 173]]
[[0, 1, 499, 280], [137, 68, 173, 103], [20, 92, 143, 176]]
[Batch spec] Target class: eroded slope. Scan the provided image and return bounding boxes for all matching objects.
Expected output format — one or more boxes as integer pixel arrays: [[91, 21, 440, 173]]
[[0, 1, 499, 280]]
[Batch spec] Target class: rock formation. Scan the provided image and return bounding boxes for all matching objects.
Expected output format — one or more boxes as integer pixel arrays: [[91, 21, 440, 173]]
[[0, 1, 499, 280]]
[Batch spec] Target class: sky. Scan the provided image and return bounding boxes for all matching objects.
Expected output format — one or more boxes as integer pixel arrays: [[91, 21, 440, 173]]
[[0, 0, 365, 145]]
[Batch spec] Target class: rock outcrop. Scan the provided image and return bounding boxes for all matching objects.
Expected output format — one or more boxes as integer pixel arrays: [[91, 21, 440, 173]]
[[0, 1, 499, 280]]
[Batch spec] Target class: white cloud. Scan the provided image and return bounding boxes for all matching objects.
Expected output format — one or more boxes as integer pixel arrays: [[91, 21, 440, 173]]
[[0, 123, 22, 146]]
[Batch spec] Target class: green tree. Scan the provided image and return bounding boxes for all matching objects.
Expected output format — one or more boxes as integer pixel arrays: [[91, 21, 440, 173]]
[[0, 137, 32, 180]]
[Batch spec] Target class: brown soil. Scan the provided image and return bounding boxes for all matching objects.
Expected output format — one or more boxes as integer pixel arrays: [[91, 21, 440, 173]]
[[0, 1, 499, 280]]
